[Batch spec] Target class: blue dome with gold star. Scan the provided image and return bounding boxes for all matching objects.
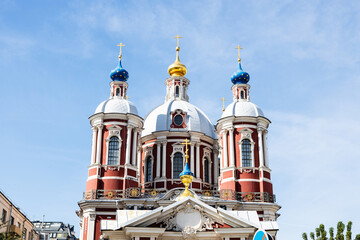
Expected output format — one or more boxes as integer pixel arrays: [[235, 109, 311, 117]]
[[231, 62, 250, 84], [179, 162, 194, 177], [110, 60, 129, 81]]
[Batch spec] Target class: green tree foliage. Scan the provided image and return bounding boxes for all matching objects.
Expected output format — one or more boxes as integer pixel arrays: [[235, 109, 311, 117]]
[[302, 222, 359, 240], [319, 224, 327, 240], [347, 222, 353, 240], [302, 233, 308, 240], [337, 221, 345, 240], [330, 227, 335, 240]]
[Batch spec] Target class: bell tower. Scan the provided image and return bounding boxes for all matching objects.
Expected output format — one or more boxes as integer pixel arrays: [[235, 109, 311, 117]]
[[217, 45, 274, 205]]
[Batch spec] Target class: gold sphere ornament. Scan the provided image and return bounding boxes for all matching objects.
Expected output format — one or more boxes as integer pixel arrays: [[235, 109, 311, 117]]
[[168, 35, 187, 77], [168, 46, 187, 77]]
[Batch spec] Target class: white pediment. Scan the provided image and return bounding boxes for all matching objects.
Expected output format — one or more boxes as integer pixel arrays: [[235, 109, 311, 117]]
[[116, 197, 261, 232]]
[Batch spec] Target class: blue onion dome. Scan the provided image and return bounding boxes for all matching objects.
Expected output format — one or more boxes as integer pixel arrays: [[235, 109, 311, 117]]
[[110, 60, 129, 81], [179, 162, 194, 177], [231, 62, 250, 84]]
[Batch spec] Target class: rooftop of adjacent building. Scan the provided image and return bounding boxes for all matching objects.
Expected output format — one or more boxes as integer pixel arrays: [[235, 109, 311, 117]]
[[0, 190, 32, 225], [33, 221, 75, 236]]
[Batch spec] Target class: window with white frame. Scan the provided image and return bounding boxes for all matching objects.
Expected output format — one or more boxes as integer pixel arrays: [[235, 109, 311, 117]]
[[175, 86, 179, 97], [145, 156, 152, 182], [204, 157, 210, 183], [241, 139, 252, 167], [108, 136, 120, 165], [173, 152, 183, 179]]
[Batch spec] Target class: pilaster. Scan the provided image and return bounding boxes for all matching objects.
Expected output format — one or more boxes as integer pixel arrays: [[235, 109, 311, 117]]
[[125, 126, 133, 165], [95, 125, 103, 164], [91, 126, 97, 165]]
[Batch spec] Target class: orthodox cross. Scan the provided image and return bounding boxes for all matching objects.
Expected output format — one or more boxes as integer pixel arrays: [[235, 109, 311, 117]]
[[181, 138, 191, 163], [126, 96, 130, 100], [221, 97, 227, 112], [117, 43, 125, 60], [174, 35, 182, 47], [235, 45, 243, 62]]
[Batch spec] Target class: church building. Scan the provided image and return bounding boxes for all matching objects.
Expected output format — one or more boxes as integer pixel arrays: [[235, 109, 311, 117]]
[[77, 38, 280, 240]]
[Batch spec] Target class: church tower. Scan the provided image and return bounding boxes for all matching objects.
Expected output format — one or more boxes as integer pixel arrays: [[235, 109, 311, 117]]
[[217, 46, 275, 214], [81, 44, 143, 240]]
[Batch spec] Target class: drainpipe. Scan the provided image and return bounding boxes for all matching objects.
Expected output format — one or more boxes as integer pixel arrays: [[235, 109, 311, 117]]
[[22, 219, 26, 239], [6, 203, 13, 234]]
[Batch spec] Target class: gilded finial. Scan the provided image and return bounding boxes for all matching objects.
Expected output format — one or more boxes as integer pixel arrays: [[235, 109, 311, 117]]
[[174, 34, 182, 48], [178, 138, 194, 200], [235, 45, 243, 63], [221, 97, 226, 112], [181, 138, 191, 163], [117, 43, 125, 60], [168, 35, 187, 77]]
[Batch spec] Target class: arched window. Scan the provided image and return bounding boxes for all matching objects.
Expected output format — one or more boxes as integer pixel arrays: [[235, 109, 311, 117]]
[[145, 156, 152, 182], [240, 91, 245, 99], [116, 88, 120, 96], [173, 152, 183, 178], [108, 136, 120, 165], [175, 86, 179, 97], [204, 157, 209, 183], [241, 139, 252, 167]]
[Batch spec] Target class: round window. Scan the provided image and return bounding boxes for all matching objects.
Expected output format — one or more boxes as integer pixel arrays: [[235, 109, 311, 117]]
[[174, 114, 184, 126]]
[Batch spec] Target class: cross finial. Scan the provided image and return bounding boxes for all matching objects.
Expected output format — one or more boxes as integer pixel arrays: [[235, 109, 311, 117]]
[[174, 34, 182, 47], [181, 138, 191, 163], [235, 45, 243, 62], [221, 97, 227, 112], [117, 43, 125, 60], [126, 95, 130, 100]]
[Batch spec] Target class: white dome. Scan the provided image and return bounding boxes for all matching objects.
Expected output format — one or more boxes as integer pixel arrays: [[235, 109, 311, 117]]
[[95, 98, 138, 115], [142, 100, 216, 139], [221, 101, 264, 118]]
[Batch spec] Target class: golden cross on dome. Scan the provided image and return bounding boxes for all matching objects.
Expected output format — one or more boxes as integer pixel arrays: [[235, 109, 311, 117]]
[[235, 45, 243, 62], [221, 97, 227, 112], [174, 34, 182, 47], [181, 138, 191, 162], [117, 43, 125, 60], [126, 95, 130, 100]]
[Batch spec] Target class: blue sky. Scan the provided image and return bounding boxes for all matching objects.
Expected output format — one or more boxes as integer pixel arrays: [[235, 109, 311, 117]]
[[1, 0, 360, 239]]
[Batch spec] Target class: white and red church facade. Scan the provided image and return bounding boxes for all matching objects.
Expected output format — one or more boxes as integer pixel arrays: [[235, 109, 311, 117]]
[[77, 42, 280, 240]]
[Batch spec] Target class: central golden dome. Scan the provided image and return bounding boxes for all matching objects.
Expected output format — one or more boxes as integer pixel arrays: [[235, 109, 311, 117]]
[[168, 46, 187, 77]]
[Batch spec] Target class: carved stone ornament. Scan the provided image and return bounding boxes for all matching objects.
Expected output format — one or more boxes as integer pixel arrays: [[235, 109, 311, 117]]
[[161, 202, 215, 235], [182, 226, 197, 240]]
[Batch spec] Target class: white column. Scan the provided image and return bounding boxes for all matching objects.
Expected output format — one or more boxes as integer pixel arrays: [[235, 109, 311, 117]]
[[213, 150, 219, 184], [156, 143, 161, 178], [209, 158, 212, 184], [87, 214, 96, 240], [162, 142, 167, 178], [137, 148, 141, 177], [229, 127, 235, 167], [196, 143, 200, 178], [263, 130, 269, 167], [190, 143, 195, 173], [125, 126, 133, 165], [258, 128, 264, 167], [90, 126, 97, 164], [95, 125, 103, 164], [131, 129, 138, 165], [222, 130, 228, 168]]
